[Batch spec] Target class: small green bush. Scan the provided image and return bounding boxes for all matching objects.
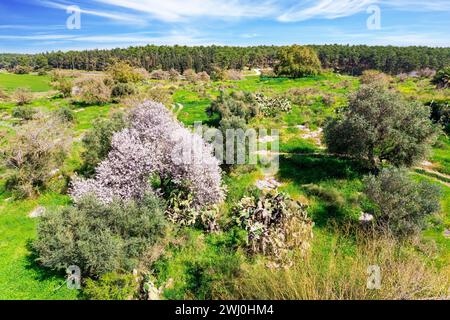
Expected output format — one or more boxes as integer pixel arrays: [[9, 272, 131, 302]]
[[111, 82, 137, 98], [275, 45, 321, 78], [12, 105, 37, 120], [72, 77, 111, 105], [54, 106, 75, 123], [33, 193, 167, 277], [84, 272, 138, 300], [80, 112, 127, 177], [12, 65, 32, 74], [363, 167, 441, 238], [13, 87, 33, 105]]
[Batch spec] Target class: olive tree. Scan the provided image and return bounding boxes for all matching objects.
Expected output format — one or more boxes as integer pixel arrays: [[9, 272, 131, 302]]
[[324, 84, 439, 170]]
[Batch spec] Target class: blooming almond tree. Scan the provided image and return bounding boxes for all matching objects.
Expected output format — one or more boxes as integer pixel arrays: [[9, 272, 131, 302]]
[[71, 101, 224, 207]]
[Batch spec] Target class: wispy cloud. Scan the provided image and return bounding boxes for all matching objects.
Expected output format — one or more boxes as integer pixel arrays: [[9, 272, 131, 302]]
[[93, 0, 277, 22], [278, 0, 378, 22], [38, 0, 148, 26]]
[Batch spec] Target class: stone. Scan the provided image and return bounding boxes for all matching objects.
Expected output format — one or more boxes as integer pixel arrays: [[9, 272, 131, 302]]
[[359, 212, 374, 223], [29, 206, 46, 218]]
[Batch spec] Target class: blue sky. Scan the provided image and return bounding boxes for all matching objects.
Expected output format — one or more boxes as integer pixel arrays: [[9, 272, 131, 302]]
[[1, 0, 450, 53]]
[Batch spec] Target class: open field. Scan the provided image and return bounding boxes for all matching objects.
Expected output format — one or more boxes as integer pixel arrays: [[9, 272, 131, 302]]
[[0, 66, 449, 300]]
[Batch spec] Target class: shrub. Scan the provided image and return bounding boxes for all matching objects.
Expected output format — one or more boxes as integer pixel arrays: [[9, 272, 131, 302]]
[[363, 167, 441, 238], [3, 116, 71, 198], [183, 69, 198, 82], [150, 69, 170, 80], [275, 45, 321, 78], [72, 77, 111, 105], [53, 106, 75, 123], [12, 65, 32, 74], [80, 112, 127, 177], [71, 101, 224, 208], [33, 193, 166, 277], [111, 82, 137, 98], [12, 105, 37, 120], [233, 191, 313, 265], [324, 83, 439, 169], [107, 61, 144, 83], [225, 70, 243, 81], [84, 272, 138, 300], [13, 87, 33, 105], [169, 69, 181, 81], [360, 70, 392, 87], [51, 78, 73, 98], [210, 67, 227, 81], [260, 69, 276, 78], [417, 68, 436, 78], [207, 91, 259, 123], [432, 67, 450, 89], [197, 71, 211, 82]]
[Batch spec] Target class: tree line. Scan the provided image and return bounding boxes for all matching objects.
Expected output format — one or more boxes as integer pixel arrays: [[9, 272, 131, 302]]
[[1, 44, 449, 75]]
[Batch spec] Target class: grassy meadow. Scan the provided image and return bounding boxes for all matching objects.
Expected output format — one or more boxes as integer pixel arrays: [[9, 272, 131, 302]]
[[0, 70, 449, 300]]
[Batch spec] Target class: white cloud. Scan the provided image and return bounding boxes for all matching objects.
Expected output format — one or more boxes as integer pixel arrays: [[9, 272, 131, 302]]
[[93, 0, 277, 22]]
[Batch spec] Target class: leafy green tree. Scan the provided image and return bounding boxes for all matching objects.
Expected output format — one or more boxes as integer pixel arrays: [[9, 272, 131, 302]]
[[275, 45, 321, 78], [324, 83, 439, 169]]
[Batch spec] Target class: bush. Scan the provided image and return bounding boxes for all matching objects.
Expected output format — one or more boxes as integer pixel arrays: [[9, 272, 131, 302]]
[[13, 87, 33, 105], [53, 106, 75, 123], [12, 105, 37, 120], [417, 68, 436, 78], [197, 71, 211, 82], [183, 69, 198, 82], [275, 45, 321, 78], [33, 193, 167, 277], [233, 191, 313, 265], [111, 82, 137, 98], [84, 272, 138, 300], [432, 67, 450, 89], [72, 77, 111, 105], [12, 65, 32, 74], [80, 112, 127, 177], [324, 83, 439, 169], [207, 91, 259, 123], [150, 69, 170, 80], [169, 69, 181, 81], [71, 101, 224, 208], [3, 116, 71, 198], [51, 77, 73, 98], [363, 167, 441, 238], [260, 69, 276, 78], [360, 70, 392, 87], [107, 61, 144, 83], [225, 70, 243, 81]]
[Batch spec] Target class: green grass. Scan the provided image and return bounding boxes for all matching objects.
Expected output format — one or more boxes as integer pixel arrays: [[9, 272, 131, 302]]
[[0, 73, 51, 92], [0, 190, 79, 300], [1, 71, 449, 299]]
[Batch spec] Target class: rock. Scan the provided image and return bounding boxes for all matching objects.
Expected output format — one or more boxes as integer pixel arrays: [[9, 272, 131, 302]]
[[29, 206, 46, 218], [359, 212, 374, 223]]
